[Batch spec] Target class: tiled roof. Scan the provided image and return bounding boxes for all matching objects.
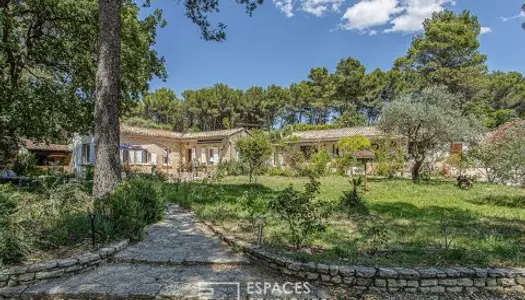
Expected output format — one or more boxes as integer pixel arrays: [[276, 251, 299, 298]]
[[292, 126, 386, 141], [121, 125, 183, 139], [182, 128, 245, 139], [23, 140, 70, 152], [120, 125, 245, 140]]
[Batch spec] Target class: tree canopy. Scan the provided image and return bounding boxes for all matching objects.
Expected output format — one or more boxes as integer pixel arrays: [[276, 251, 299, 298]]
[[0, 0, 166, 164], [379, 86, 480, 182], [126, 11, 523, 134]]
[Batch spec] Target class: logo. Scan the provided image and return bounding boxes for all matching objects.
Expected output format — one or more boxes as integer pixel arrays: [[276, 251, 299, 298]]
[[198, 281, 320, 300], [198, 282, 241, 300]]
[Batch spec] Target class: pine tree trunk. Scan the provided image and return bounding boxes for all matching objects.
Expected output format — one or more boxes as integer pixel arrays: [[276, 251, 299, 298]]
[[92, 0, 122, 198]]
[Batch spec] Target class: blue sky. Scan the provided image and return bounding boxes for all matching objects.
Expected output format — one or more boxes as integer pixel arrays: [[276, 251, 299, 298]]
[[141, 0, 525, 95]]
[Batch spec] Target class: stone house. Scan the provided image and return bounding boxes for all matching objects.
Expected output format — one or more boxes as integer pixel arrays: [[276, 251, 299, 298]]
[[72, 125, 249, 177], [271, 126, 406, 169], [20, 140, 73, 173]]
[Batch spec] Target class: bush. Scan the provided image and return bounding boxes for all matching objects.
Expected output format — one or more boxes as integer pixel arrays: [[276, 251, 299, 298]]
[[216, 160, 247, 177], [237, 131, 272, 182], [340, 177, 368, 215], [237, 189, 267, 228], [1, 175, 169, 265], [85, 166, 95, 181], [0, 182, 93, 265], [269, 176, 326, 248], [11, 152, 38, 176], [0, 185, 27, 264], [103, 176, 164, 241], [373, 140, 405, 179], [309, 150, 331, 176], [267, 167, 294, 177]]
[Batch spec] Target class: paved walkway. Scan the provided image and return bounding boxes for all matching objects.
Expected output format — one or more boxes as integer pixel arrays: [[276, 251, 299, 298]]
[[0, 205, 332, 299]]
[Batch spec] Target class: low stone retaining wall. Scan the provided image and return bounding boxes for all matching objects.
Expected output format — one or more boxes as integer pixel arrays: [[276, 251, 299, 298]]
[[203, 221, 525, 295], [0, 240, 129, 287]]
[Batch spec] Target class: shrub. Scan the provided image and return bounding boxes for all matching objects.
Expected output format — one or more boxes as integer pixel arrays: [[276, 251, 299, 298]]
[[373, 140, 405, 179], [11, 152, 38, 176], [309, 150, 331, 176], [85, 166, 95, 181], [104, 176, 164, 241], [335, 136, 372, 177], [237, 131, 272, 182], [0, 182, 93, 264], [283, 149, 307, 172], [237, 189, 267, 228], [0, 185, 27, 264], [216, 160, 247, 177], [340, 177, 368, 215], [269, 176, 326, 248], [267, 167, 294, 177]]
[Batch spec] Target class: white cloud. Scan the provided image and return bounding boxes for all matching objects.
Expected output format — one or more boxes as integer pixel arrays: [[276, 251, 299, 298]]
[[301, 0, 345, 17], [386, 0, 455, 33], [273, 0, 295, 17], [340, 0, 402, 31], [500, 11, 525, 22], [339, 0, 455, 34], [480, 26, 492, 34]]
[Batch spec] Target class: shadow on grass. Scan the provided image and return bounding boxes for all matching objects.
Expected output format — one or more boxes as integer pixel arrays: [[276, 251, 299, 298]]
[[369, 202, 480, 225], [468, 195, 525, 208], [165, 181, 281, 206], [369, 201, 525, 236]]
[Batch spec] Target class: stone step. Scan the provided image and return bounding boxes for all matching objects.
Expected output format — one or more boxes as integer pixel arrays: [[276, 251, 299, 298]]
[[0, 263, 332, 299], [112, 255, 251, 266]]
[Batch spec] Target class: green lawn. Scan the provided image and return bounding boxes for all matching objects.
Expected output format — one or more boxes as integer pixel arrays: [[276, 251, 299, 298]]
[[169, 176, 525, 268]]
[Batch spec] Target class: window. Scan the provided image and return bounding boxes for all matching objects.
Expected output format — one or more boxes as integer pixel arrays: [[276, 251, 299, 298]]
[[129, 150, 135, 164], [332, 144, 340, 157], [143, 151, 149, 164], [209, 148, 214, 162], [136, 150, 143, 164], [300, 145, 316, 160], [122, 150, 129, 164], [82, 144, 91, 164]]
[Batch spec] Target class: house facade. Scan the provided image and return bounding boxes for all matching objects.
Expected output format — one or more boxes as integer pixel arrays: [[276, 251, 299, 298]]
[[72, 125, 249, 177], [271, 126, 406, 168], [20, 140, 73, 173]]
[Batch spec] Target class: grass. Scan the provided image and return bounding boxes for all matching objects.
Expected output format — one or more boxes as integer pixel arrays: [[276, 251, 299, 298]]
[[171, 175, 525, 268]]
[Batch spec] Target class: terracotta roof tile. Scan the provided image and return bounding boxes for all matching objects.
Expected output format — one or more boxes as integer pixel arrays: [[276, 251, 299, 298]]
[[120, 125, 245, 140], [23, 140, 70, 152], [293, 126, 385, 141], [182, 128, 245, 139], [120, 125, 183, 139]]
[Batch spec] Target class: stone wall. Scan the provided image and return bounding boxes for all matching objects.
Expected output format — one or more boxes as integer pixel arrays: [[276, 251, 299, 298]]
[[0, 240, 129, 288], [203, 222, 525, 295]]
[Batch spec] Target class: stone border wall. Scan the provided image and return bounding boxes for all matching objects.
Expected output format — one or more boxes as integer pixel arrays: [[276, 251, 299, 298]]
[[0, 240, 129, 288], [203, 221, 525, 295]]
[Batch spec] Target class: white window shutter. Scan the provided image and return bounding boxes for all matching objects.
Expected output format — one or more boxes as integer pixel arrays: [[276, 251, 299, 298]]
[[201, 148, 206, 163], [213, 147, 219, 165]]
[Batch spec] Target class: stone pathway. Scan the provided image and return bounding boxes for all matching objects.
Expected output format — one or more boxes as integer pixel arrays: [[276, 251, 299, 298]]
[[0, 205, 332, 299], [0, 206, 520, 300], [114, 206, 250, 265]]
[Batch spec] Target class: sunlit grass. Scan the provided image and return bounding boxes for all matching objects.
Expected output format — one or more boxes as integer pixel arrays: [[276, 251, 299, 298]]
[[172, 175, 525, 267]]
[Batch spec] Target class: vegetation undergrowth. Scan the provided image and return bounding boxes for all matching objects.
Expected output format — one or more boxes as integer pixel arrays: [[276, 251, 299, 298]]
[[0, 174, 168, 267], [169, 175, 525, 268]]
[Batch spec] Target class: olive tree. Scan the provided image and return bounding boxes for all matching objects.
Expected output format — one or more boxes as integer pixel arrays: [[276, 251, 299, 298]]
[[380, 87, 479, 182]]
